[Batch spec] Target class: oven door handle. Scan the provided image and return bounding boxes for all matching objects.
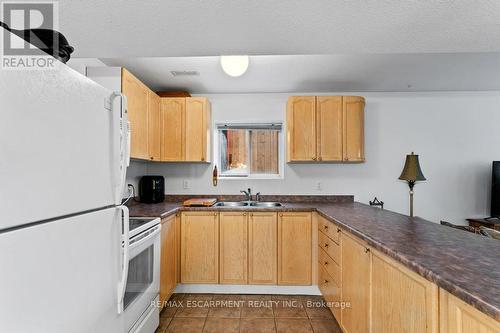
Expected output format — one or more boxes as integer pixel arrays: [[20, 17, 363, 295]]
[[117, 205, 130, 314], [129, 224, 161, 251]]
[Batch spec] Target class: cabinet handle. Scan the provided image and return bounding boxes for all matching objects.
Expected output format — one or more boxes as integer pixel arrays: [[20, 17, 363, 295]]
[[365, 248, 370, 253], [201, 157, 205, 161], [150, 156, 154, 160], [214, 213, 218, 216], [324, 279, 329, 284], [249, 213, 253, 217], [243, 213, 247, 216], [324, 261, 328, 266], [279, 213, 283, 217], [324, 243, 329, 248], [312, 157, 317, 160], [318, 156, 322, 161], [324, 225, 328, 229], [337, 228, 341, 233]]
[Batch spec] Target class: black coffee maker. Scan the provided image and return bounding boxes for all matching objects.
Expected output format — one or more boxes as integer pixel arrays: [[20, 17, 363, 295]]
[[139, 176, 164, 204]]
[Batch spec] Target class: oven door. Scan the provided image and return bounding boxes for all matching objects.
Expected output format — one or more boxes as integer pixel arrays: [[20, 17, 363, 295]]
[[124, 224, 161, 332]]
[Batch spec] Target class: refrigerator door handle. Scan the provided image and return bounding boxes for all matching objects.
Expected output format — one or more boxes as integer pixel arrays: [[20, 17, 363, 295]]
[[110, 92, 130, 205], [116, 205, 130, 314]]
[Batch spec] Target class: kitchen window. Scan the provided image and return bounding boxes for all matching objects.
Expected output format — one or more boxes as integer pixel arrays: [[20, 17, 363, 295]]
[[215, 123, 283, 179]]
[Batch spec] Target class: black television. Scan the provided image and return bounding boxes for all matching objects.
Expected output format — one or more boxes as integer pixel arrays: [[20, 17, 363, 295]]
[[492, 161, 500, 218]]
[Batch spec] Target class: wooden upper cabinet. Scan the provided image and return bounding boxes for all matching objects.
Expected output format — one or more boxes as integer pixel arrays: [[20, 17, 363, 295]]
[[248, 212, 278, 285], [343, 96, 365, 162], [185, 97, 211, 162], [148, 91, 161, 161], [287, 96, 317, 162], [287, 95, 365, 163], [341, 233, 371, 333], [317, 96, 343, 161], [160, 215, 177, 306], [440, 289, 500, 333], [371, 250, 438, 333], [277, 212, 312, 285], [160, 98, 185, 161], [122, 68, 149, 160], [159, 97, 211, 162], [219, 212, 248, 284], [180, 212, 219, 284]]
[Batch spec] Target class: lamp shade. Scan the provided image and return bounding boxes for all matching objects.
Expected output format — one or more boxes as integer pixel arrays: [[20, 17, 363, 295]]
[[398, 152, 426, 182]]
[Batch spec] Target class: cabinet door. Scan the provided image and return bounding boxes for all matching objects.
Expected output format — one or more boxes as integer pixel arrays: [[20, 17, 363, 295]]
[[341, 234, 371, 333], [248, 212, 277, 285], [219, 212, 248, 284], [160, 215, 177, 305], [277, 212, 312, 285], [343, 96, 365, 162], [185, 97, 210, 162], [371, 250, 438, 333], [180, 212, 219, 283], [317, 96, 343, 161], [122, 68, 149, 160], [440, 289, 500, 333], [287, 96, 317, 162], [148, 91, 161, 161], [160, 98, 185, 161]]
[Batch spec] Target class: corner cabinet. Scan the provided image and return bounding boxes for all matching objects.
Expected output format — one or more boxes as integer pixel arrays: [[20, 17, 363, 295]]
[[287, 95, 365, 163], [277, 212, 312, 285], [160, 97, 211, 162]]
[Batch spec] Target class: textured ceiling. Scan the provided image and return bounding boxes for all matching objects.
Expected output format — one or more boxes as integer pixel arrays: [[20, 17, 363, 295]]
[[96, 53, 500, 93], [59, 0, 500, 58]]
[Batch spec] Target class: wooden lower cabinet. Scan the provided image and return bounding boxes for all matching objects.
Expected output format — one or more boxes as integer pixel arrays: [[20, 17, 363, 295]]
[[371, 250, 438, 333], [160, 215, 177, 305], [180, 212, 219, 283], [219, 212, 248, 284], [440, 289, 500, 333], [319, 263, 342, 321], [248, 212, 277, 285], [277, 212, 312, 285], [341, 233, 371, 333]]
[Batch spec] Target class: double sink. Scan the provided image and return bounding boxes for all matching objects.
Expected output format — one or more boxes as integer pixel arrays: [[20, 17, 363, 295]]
[[214, 201, 283, 208]]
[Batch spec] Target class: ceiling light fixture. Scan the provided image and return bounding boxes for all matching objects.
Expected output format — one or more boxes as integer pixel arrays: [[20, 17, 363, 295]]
[[220, 55, 249, 77]]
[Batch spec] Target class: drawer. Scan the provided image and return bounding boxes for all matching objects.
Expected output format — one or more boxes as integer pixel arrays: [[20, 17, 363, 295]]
[[318, 215, 340, 244], [318, 246, 341, 286], [318, 231, 341, 265], [318, 264, 341, 321]]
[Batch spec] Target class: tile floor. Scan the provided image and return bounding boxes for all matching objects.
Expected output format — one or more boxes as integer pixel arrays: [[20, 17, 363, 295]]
[[155, 293, 342, 333]]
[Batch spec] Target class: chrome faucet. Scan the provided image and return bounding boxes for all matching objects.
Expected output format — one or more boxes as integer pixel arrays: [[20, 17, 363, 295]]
[[240, 188, 252, 201]]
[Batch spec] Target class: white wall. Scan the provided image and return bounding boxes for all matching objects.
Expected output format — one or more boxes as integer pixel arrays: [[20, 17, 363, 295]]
[[126, 92, 500, 224]]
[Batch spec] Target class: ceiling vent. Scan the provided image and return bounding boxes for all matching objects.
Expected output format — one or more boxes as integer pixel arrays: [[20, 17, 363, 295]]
[[170, 70, 199, 77]]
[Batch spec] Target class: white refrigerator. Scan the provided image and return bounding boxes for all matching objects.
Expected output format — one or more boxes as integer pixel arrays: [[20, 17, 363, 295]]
[[0, 33, 130, 332]]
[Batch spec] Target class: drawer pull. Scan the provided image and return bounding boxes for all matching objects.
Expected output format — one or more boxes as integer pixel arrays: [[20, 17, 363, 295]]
[[324, 279, 329, 284], [365, 248, 370, 253], [324, 225, 328, 230], [324, 243, 329, 248], [324, 261, 329, 266], [337, 228, 341, 233]]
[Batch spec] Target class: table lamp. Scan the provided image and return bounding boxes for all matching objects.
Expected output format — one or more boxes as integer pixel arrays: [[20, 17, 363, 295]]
[[399, 152, 426, 217]]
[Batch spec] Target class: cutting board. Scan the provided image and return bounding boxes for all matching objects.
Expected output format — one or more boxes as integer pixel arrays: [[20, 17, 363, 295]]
[[183, 198, 217, 207]]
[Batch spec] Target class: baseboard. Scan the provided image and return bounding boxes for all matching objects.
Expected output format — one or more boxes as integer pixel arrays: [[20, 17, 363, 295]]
[[174, 284, 321, 295]]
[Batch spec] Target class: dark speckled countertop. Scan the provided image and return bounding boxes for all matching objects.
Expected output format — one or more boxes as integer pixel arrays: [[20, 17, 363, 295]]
[[127, 197, 500, 322]]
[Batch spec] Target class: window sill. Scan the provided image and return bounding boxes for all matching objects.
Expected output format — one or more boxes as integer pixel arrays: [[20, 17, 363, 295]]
[[218, 174, 284, 180]]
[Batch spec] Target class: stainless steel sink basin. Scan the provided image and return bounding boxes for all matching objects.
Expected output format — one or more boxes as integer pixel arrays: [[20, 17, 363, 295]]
[[214, 201, 248, 207], [213, 201, 283, 208], [249, 202, 283, 207]]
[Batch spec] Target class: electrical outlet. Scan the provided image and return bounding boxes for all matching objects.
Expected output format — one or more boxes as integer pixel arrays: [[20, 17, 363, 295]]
[[316, 182, 322, 191], [183, 180, 191, 190]]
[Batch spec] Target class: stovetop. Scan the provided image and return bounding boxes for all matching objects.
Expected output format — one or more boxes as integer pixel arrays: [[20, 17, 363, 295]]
[[129, 217, 160, 239]]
